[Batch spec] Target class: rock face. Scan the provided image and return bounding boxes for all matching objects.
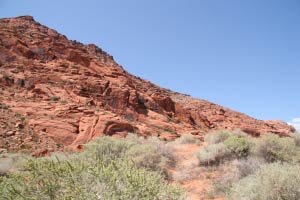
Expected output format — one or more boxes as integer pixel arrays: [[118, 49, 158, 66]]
[[0, 16, 295, 152]]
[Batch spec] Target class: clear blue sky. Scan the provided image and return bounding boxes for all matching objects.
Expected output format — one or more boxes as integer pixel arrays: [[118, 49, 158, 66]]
[[1, 0, 299, 125]]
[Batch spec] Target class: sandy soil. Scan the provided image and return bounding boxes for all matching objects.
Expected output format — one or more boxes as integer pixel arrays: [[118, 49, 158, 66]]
[[169, 143, 227, 200]]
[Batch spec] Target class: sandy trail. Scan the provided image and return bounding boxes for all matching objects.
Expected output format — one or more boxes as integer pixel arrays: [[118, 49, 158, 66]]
[[169, 143, 226, 200]]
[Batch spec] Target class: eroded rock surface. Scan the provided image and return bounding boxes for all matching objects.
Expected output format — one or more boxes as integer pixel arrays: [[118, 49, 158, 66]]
[[0, 16, 295, 153]]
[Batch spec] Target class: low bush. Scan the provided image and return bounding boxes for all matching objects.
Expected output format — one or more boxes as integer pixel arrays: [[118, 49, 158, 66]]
[[83, 136, 134, 163], [252, 134, 299, 163], [205, 129, 248, 144], [126, 144, 165, 171], [177, 134, 200, 144], [198, 135, 251, 166], [224, 136, 250, 158], [207, 157, 264, 198], [49, 96, 61, 102], [126, 134, 176, 167], [204, 130, 232, 144], [231, 158, 264, 178], [197, 143, 229, 166], [0, 136, 184, 200], [200, 132, 300, 199], [228, 163, 300, 200], [291, 133, 300, 146]]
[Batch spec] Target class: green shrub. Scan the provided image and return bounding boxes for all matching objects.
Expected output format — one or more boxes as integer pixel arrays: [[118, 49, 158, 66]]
[[198, 134, 251, 166], [224, 136, 250, 158], [291, 133, 300, 146], [205, 129, 247, 144], [197, 143, 229, 166], [206, 157, 265, 198], [0, 136, 184, 200], [228, 163, 300, 200], [49, 96, 61, 102], [125, 144, 165, 171], [204, 130, 232, 144], [127, 134, 176, 167], [231, 158, 264, 178], [252, 134, 299, 163], [177, 134, 199, 144], [83, 136, 134, 163]]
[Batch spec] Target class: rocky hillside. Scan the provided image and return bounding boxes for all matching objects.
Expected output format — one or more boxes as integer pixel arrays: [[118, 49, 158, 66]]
[[0, 16, 294, 154]]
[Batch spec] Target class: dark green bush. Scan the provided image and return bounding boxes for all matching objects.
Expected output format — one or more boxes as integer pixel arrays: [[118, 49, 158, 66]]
[[49, 96, 61, 102], [224, 136, 250, 158]]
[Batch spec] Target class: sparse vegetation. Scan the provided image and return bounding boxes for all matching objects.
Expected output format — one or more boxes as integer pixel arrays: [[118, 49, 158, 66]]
[[291, 132, 300, 146], [177, 134, 200, 144], [164, 127, 177, 134], [0, 136, 184, 200], [229, 163, 300, 200], [224, 136, 250, 158], [60, 63, 69, 68], [49, 96, 61, 102], [71, 65, 79, 69], [0, 104, 9, 110], [167, 116, 176, 123], [252, 134, 299, 163], [204, 129, 247, 144], [2, 73, 10, 80], [199, 130, 300, 200], [197, 143, 229, 166]]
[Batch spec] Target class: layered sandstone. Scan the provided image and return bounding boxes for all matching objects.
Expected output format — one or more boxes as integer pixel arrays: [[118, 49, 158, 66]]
[[0, 16, 295, 153]]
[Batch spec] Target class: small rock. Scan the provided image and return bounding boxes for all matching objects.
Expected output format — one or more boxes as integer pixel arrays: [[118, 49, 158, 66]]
[[31, 148, 49, 157], [6, 131, 15, 136], [15, 123, 24, 129]]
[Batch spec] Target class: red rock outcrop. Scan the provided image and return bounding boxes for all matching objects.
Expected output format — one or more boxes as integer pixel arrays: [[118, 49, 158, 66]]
[[0, 16, 295, 152]]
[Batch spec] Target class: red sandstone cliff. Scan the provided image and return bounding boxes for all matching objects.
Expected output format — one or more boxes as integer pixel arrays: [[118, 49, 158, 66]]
[[0, 16, 295, 154]]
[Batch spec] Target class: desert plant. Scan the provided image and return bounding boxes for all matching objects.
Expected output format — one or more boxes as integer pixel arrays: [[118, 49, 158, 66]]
[[126, 144, 165, 171], [49, 96, 61, 102], [224, 136, 250, 158], [205, 129, 247, 144], [177, 134, 200, 144], [0, 136, 184, 200], [0, 104, 9, 110], [291, 132, 300, 146], [204, 130, 232, 144], [206, 157, 265, 198], [126, 134, 176, 169], [228, 163, 300, 200], [231, 158, 264, 178], [252, 134, 299, 163], [83, 136, 134, 164], [197, 143, 229, 166]]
